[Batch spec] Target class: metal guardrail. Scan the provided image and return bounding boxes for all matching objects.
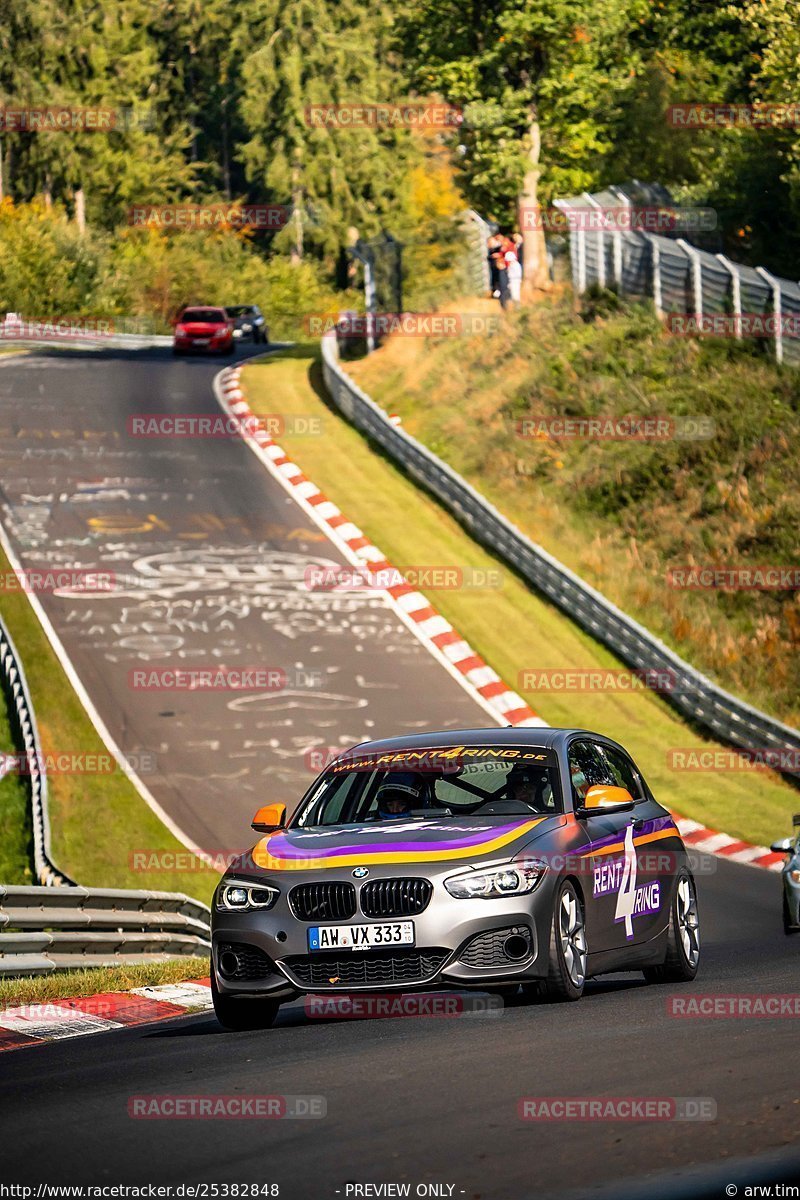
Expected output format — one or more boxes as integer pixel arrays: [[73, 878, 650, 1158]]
[[0, 615, 212, 975], [555, 183, 800, 367], [0, 886, 211, 975], [321, 332, 800, 783], [0, 614, 72, 887]]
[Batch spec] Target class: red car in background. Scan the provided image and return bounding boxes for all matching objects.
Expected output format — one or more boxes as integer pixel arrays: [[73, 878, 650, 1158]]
[[173, 306, 234, 355]]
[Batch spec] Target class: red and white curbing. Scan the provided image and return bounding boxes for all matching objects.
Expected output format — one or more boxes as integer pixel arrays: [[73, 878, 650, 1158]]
[[671, 816, 784, 872], [0, 979, 213, 1053], [216, 363, 789, 879], [216, 365, 544, 730]]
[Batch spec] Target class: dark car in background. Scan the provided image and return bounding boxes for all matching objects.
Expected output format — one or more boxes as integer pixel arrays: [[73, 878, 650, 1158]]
[[173, 307, 234, 355], [771, 815, 800, 934], [225, 304, 269, 344]]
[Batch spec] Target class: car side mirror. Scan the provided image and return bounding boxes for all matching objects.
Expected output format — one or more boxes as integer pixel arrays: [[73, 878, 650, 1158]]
[[577, 784, 635, 817], [252, 803, 287, 833], [770, 837, 794, 855]]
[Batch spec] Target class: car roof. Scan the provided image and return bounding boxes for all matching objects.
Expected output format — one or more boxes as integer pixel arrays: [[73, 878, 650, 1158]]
[[341, 727, 605, 757], [182, 306, 225, 315]]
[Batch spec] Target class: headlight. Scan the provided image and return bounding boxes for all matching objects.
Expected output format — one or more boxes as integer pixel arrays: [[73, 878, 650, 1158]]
[[444, 859, 546, 899], [789, 870, 800, 884], [175, 325, 187, 336], [216, 878, 279, 911]]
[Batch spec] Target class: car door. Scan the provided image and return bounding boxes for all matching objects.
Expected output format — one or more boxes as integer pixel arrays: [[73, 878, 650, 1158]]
[[594, 742, 668, 945], [568, 738, 636, 954]]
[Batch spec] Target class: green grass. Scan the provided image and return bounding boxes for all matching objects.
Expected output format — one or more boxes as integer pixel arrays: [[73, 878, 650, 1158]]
[[349, 291, 800, 730], [242, 345, 799, 849], [0, 545, 218, 904], [0, 956, 209, 1009]]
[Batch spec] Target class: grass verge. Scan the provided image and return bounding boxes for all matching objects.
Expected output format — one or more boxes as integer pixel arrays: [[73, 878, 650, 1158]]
[[0, 956, 209, 1009], [0, 692, 33, 884], [0, 544, 218, 903], [347, 292, 800, 728], [242, 345, 798, 849]]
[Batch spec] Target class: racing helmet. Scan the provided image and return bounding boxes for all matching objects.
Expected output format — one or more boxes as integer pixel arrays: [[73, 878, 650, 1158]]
[[506, 763, 549, 808], [375, 772, 422, 820]]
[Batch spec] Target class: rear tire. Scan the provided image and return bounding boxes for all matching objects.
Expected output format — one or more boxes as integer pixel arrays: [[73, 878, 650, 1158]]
[[643, 870, 700, 983], [783, 894, 799, 935], [540, 879, 587, 1002], [211, 971, 280, 1031]]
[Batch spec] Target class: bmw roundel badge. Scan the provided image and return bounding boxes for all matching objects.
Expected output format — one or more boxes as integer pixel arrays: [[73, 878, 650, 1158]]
[[352, 866, 369, 879]]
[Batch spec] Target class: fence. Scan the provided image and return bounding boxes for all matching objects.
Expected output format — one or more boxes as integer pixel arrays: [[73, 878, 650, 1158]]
[[0, 613, 212, 975], [555, 182, 800, 367], [0, 886, 211, 976], [0, 615, 73, 887], [321, 330, 800, 785]]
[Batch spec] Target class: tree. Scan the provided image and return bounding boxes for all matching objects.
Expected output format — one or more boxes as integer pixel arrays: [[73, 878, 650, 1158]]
[[397, 0, 649, 288], [237, 0, 415, 263]]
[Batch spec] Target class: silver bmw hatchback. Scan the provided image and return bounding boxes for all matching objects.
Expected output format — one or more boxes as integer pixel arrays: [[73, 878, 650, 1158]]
[[210, 727, 701, 1029]]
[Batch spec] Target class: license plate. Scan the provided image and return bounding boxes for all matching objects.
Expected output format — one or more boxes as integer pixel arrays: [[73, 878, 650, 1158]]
[[193, 337, 209, 345], [308, 922, 415, 952]]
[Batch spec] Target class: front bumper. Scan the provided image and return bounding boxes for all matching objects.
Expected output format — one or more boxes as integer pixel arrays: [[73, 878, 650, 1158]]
[[174, 336, 231, 353], [212, 882, 553, 997]]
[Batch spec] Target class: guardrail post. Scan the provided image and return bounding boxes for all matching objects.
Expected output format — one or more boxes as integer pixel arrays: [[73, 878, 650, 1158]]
[[645, 235, 663, 317], [676, 238, 703, 326], [609, 186, 631, 291], [716, 254, 742, 339], [583, 193, 605, 288], [756, 266, 783, 364]]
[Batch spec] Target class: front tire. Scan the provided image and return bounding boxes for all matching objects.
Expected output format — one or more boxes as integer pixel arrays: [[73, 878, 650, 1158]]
[[541, 879, 587, 1002], [783, 893, 799, 935], [212, 971, 280, 1031], [643, 870, 700, 983]]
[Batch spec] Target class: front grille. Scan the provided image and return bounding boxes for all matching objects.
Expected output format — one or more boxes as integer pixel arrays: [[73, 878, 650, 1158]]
[[359, 878, 433, 918], [283, 948, 449, 989], [217, 941, 274, 981], [458, 926, 532, 968], [289, 882, 356, 922]]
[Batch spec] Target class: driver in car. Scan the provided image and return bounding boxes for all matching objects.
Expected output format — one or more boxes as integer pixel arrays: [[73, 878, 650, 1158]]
[[505, 764, 552, 811], [375, 773, 423, 820]]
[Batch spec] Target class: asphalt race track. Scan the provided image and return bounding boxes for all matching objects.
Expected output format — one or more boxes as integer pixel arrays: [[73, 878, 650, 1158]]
[[2, 854, 799, 1196], [1, 347, 798, 1197], [0, 344, 489, 851]]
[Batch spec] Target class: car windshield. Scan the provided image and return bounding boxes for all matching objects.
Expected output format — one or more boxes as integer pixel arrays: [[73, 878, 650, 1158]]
[[225, 306, 255, 317], [292, 745, 562, 829], [182, 309, 225, 323]]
